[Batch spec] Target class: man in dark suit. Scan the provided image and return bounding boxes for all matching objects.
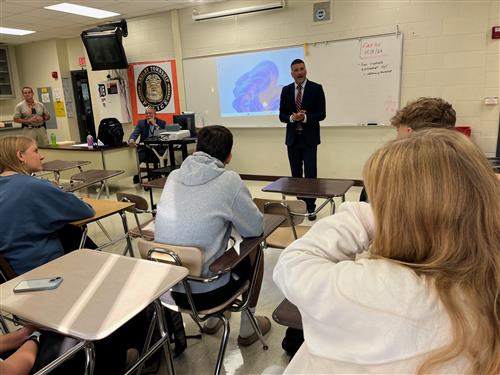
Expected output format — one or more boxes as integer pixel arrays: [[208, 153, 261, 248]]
[[128, 106, 167, 183], [128, 106, 167, 163], [279, 59, 326, 220]]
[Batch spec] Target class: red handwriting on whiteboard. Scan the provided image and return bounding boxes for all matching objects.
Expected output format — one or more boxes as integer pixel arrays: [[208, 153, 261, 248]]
[[360, 40, 384, 59]]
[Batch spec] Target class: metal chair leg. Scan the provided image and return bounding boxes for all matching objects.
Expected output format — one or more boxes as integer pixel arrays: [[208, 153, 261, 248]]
[[244, 308, 269, 350], [214, 313, 230, 375], [330, 199, 336, 215], [79, 226, 89, 249], [190, 313, 203, 332], [0, 315, 9, 334], [154, 301, 176, 375], [96, 221, 113, 242], [120, 212, 135, 257], [83, 342, 96, 375], [135, 309, 158, 375], [122, 244, 130, 256]]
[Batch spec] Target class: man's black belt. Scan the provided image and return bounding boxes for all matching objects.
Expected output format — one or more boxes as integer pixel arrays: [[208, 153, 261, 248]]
[[22, 124, 46, 129]]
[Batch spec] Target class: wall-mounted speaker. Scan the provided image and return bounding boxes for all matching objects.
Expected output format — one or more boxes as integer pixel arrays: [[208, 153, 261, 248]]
[[313, 1, 331, 23]]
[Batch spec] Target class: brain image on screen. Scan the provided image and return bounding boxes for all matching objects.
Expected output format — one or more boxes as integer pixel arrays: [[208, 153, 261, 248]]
[[231, 60, 283, 113]]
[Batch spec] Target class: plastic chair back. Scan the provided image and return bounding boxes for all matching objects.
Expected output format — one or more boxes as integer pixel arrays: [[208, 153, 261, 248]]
[[116, 192, 149, 212], [138, 239, 203, 277], [253, 198, 307, 227]]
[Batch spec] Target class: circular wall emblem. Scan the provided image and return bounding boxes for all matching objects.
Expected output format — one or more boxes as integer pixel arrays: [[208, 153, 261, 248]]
[[137, 65, 172, 111], [315, 8, 327, 21]]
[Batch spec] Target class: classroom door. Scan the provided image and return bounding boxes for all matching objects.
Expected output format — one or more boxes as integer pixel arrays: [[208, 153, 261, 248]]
[[71, 70, 96, 143]]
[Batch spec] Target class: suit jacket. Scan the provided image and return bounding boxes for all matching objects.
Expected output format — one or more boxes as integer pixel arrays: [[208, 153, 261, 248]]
[[279, 80, 326, 146], [128, 118, 167, 142]]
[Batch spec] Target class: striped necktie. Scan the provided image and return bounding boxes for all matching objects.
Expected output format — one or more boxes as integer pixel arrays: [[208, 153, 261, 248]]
[[296, 85, 302, 112]]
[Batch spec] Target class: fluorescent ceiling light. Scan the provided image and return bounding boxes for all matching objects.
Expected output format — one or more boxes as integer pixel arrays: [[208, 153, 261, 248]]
[[0, 27, 35, 35], [44, 3, 120, 19], [193, 0, 284, 21]]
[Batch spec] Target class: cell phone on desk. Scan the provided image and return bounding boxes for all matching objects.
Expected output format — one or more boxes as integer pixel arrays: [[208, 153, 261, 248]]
[[13, 277, 63, 293]]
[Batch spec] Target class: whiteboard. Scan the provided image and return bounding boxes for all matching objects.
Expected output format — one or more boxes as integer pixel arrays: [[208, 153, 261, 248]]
[[183, 32, 403, 127]]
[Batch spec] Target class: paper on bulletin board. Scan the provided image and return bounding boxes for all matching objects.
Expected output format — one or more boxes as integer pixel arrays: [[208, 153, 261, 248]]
[[54, 101, 66, 117], [41, 93, 50, 103], [62, 77, 75, 118], [53, 88, 63, 101]]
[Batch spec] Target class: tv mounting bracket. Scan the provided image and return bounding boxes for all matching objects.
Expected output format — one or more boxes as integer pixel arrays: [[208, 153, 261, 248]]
[[84, 19, 127, 37]]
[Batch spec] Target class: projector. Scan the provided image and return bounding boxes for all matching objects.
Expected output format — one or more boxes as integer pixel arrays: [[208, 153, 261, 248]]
[[159, 130, 191, 140]]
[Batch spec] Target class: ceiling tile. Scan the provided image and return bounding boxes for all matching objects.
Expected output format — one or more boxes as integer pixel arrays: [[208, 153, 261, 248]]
[[0, 0, 227, 44]]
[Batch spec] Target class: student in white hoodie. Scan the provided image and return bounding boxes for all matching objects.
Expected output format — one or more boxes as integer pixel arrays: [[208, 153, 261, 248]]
[[274, 129, 500, 374]]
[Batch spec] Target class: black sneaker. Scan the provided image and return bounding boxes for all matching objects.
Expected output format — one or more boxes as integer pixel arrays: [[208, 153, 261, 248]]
[[308, 214, 317, 221], [132, 175, 140, 184]]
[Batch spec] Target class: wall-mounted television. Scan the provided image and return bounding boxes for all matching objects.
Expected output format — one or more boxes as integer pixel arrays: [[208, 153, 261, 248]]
[[81, 28, 128, 71]]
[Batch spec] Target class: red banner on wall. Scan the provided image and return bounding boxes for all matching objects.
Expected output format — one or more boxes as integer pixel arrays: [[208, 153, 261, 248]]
[[128, 60, 180, 125]]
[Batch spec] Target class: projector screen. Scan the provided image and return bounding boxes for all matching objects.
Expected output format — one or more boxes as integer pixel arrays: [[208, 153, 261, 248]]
[[216, 47, 303, 118], [184, 46, 303, 127]]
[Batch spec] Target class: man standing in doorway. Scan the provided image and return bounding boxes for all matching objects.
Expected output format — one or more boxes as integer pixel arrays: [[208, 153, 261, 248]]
[[13, 87, 51, 145], [279, 59, 326, 220]]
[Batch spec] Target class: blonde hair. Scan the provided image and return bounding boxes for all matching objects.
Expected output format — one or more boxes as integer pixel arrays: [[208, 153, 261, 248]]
[[0, 136, 35, 175], [363, 129, 500, 375]]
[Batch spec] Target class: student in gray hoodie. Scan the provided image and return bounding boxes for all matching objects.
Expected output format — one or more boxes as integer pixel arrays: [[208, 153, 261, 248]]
[[155, 125, 271, 346]]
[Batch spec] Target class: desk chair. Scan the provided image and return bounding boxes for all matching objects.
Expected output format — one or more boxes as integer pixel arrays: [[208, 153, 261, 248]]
[[253, 198, 309, 249], [252, 199, 309, 358], [272, 299, 302, 330], [116, 192, 155, 241], [488, 157, 500, 173], [138, 239, 268, 375], [139, 143, 171, 181], [272, 299, 304, 357], [0, 254, 16, 333], [134, 145, 164, 184], [0, 254, 17, 283]]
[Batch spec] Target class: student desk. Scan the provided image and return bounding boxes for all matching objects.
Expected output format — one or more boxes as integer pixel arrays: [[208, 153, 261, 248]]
[[71, 198, 135, 256], [209, 214, 285, 273], [61, 169, 124, 199], [41, 160, 91, 184], [0, 250, 188, 375], [142, 176, 167, 189], [142, 177, 167, 208], [39, 144, 137, 182], [262, 177, 354, 216]]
